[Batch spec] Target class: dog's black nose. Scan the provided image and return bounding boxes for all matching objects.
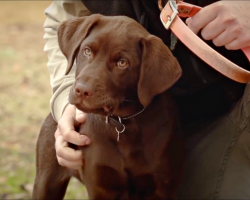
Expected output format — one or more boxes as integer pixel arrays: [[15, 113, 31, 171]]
[[74, 83, 94, 98]]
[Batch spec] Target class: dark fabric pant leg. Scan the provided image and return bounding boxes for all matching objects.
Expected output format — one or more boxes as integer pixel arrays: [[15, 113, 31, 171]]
[[177, 83, 250, 199]]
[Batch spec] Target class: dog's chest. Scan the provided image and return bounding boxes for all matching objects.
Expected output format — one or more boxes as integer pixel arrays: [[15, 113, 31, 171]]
[[79, 114, 176, 199], [80, 113, 172, 165]]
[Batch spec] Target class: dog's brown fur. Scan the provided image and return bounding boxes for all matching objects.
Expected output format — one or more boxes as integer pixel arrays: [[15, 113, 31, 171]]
[[32, 14, 184, 200]]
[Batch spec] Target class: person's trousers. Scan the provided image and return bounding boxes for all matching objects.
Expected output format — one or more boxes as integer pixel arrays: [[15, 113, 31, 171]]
[[177, 83, 250, 199]]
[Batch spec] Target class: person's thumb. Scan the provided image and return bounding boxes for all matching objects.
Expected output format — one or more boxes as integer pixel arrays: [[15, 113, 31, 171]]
[[75, 108, 86, 123]]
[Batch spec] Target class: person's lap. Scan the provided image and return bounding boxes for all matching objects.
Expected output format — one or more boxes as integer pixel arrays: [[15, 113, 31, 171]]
[[177, 83, 250, 199]]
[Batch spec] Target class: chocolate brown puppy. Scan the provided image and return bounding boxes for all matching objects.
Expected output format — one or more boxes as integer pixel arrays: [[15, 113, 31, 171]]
[[32, 14, 184, 200]]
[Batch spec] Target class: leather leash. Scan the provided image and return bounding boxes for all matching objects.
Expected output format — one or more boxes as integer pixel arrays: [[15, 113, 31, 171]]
[[159, 0, 250, 83]]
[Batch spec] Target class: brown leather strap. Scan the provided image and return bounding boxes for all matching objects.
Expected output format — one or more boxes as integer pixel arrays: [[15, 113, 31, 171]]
[[160, 1, 250, 83]]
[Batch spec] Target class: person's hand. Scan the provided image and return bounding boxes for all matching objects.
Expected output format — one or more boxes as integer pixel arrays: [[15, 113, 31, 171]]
[[186, 1, 250, 50], [55, 104, 91, 169]]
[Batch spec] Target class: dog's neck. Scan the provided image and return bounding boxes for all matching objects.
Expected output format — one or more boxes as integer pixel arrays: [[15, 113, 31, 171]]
[[79, 92, 179, 146], [113, 101, 144, 118], [105, 91, 179, 142], [105, 100, 145, 141], [110, 90, 143, 118]]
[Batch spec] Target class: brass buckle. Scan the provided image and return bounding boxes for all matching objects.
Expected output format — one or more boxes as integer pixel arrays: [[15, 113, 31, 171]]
[[160, 0, 179, 30]]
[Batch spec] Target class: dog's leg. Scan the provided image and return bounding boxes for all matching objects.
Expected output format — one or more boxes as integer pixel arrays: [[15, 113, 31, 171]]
[[32, 114, 71, 200], [32, 170, 70, 200]]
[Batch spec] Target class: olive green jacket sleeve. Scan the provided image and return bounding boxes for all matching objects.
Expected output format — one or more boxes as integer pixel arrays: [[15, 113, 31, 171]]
[[44, 0, 91, 121]]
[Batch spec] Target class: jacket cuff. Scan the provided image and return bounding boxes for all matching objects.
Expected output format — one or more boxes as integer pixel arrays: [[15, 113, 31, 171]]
[[50, 86, 71, 122]]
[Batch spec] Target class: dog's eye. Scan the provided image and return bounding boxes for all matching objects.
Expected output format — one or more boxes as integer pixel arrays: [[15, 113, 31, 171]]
[[84, 48, 92, 56], [117, 59, 128, 68]]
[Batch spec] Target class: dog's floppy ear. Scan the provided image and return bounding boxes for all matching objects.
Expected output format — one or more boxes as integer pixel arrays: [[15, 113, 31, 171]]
[[138, 35, 182, 107], [57, 14, 101, 75]]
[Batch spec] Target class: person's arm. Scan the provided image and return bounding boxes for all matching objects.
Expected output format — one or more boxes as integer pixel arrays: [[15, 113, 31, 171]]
[[44, 0, 91, 121], [44, 0, 92, 169]]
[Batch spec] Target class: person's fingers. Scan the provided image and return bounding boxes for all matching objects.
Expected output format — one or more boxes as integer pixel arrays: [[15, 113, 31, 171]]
[[55, 104, 89, 169], [75, 108, 87, 123], [55, 135, 84, 168], [58, 105, 91, 146], [223, 25, 250, 50], [57, 157, 83, 170], [56, 146, 83, 162], [58, 123, 91, 146], [212, 30, 236, 47], [55, 129, 84, 169], [55, 135, 83, 161], [200, 18, 225, 41], [58, 113, 90, 146], [225, 38, 249, 50], [55, 134, 68, 150], [186, 4, 218, 34]]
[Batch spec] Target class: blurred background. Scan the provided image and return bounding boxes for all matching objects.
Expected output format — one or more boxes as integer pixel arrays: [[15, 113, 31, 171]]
[[0, 1, 87, 199]]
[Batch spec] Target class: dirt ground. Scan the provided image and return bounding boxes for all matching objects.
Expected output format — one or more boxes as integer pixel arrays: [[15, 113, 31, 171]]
[[0, 1, 87, 199]]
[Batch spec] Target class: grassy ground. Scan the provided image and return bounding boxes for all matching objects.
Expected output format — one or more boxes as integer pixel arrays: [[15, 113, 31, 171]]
[[0, 1, 87, 199]]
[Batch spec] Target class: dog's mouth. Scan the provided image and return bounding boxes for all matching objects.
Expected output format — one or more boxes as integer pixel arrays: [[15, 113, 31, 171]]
[[68, 87, 119, 115], [72, 102, 115, 116], [100, 101, 115, 115], [103, 104, 112, 113], [69, 88, 139, 116], [72, 98, 143, 119], [69, 96, 118, 116]]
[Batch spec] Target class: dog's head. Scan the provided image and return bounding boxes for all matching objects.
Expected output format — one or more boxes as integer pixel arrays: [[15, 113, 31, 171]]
[[58, 14, 181, 115]]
